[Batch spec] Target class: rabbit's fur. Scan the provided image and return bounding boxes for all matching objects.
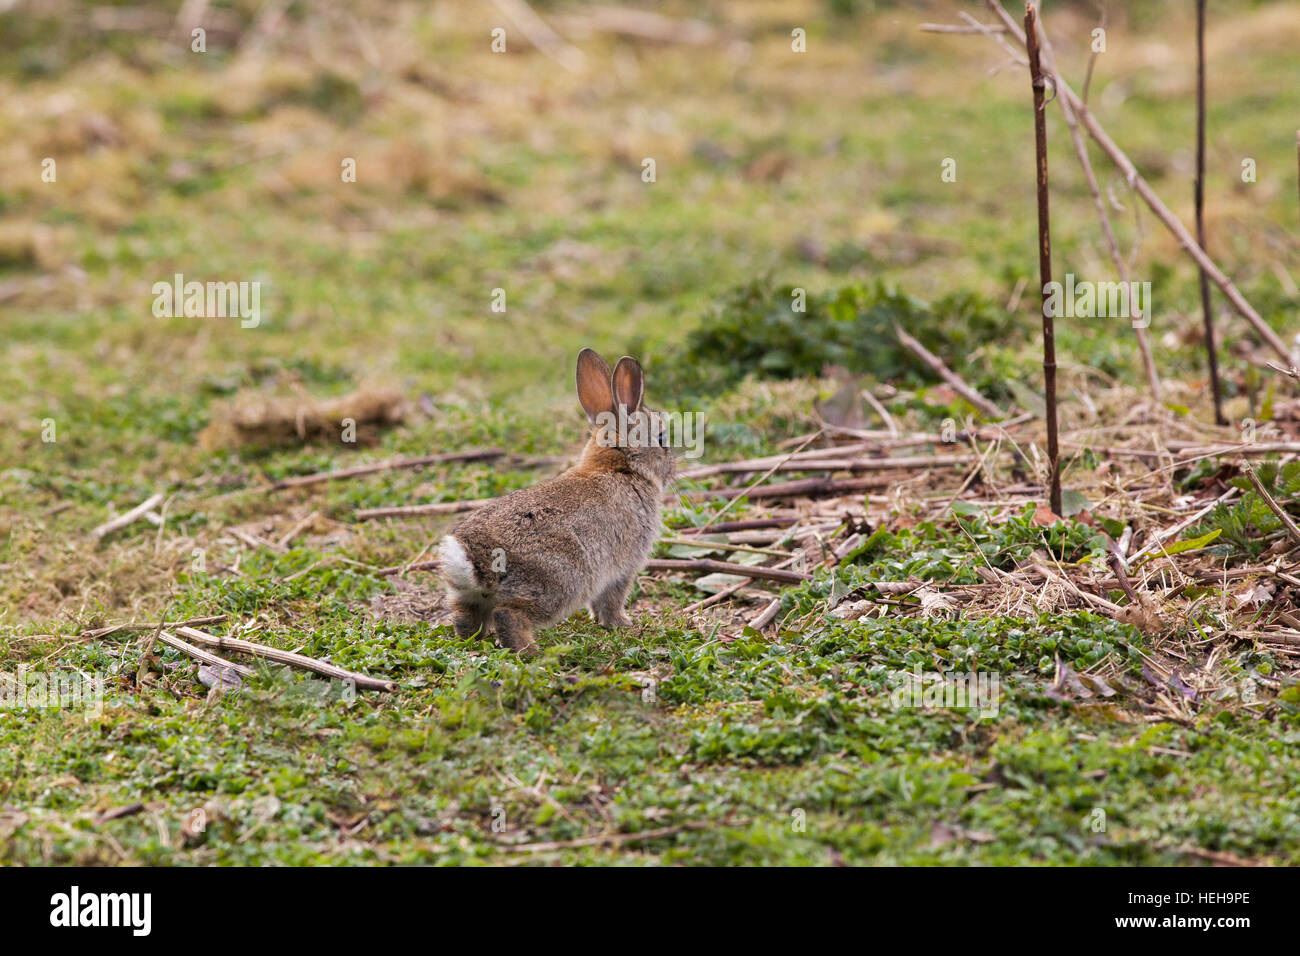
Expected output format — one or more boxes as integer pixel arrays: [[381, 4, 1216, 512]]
[[438, 348, 675, 653]]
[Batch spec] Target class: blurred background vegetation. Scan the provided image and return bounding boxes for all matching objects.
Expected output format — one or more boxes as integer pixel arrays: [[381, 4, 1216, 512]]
[[2, 0, 1299, 618]]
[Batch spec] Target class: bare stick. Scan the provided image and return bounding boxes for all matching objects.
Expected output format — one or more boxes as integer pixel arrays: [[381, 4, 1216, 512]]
[[228, 527, 286, 553], [487, 0, 584, 71], [1031, 562, 1122, 613], [983, 0, 1291, 361], [1128, 488, 1237, 564], [1164, 440, 1300, 455], [1241, 462, 1300, 546], [1034, 11, 1160, 400], [893, 324, 1006, 418], [860, 388, 900, 437], [1026, 4, 1063, 517], [679, 475, 892, 503], [175, 626, 399, 692], [270, 449, 508, 491], [678, 453, 977, 481], [277, 510, 318, 548], [644, 559, 810, 585], [681, 552, 804, 613], [676, 440, 875, 478], [356, 498, 496, 520], [1268, 361, 1300, 381], [137, 596, 171, 687], [1196, 0, 1225, 424], [91, 492, 164, 540], [681, 524, 868, 616], [749, 598, 783, 630], [660, 537, 792, 559], [360, 473, 891, 520], [81, 614, 228, 640], [679, 517, 799, 535], [358, 437, 983, 524], [691, 432, 822, 531], [1080, 2, 1107, 105], [157, 631, 256, 678], [98, 802, 146, 823], [957, 10, 1025, 66], [703, 531, 859, 622], [1006, 275, 1028, 311], [376, 559, 440, 576], [1107, 550, 1140, 602]]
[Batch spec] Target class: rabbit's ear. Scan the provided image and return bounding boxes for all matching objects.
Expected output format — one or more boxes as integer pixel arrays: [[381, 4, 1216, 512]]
[[576, 348, 615, 425], [611, 356, 644, 411]]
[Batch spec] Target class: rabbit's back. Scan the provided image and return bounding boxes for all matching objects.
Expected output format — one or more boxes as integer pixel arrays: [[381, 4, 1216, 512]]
[[443, 467, 660, 612]]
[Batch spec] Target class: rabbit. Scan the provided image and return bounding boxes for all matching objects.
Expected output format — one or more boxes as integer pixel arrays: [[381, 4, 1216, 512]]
[[438, 348, 676, 653]]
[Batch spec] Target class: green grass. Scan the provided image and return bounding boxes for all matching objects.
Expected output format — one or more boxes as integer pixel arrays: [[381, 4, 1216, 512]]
[[2, 0, 1300, 864], [6, 548, 1297, 863]]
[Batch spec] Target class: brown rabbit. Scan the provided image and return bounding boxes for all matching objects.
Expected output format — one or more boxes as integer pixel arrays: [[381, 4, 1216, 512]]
[[438, 348, 676, 653]]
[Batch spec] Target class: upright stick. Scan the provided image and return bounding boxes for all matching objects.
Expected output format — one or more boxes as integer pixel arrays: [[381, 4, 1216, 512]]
[[1025, 4, 1062, 516], [1196, 0, 1225, 425], [983, 0, 1290, 363], [1034, 17, 1160, 402]]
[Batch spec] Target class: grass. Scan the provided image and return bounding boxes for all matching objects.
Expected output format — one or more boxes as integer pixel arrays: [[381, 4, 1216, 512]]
[[2, 0, 1300, 864]]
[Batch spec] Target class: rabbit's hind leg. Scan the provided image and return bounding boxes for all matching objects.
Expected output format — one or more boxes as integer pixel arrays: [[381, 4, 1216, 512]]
[[449, 591, 492, 640], [491, 583, 574, 654]]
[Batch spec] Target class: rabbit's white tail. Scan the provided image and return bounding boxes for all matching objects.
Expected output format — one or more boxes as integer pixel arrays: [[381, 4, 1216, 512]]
[[438, 536, 479, 590]]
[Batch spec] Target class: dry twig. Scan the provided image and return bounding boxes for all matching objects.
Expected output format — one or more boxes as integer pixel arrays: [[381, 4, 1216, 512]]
[[645, 559, 810, 585], [175, 626, 398, 692], [893, 324, 1006, 419], [91, 493, 164, 541]]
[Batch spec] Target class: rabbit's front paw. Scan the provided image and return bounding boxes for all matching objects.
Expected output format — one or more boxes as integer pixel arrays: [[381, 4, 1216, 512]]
[[597, 610, 633, 629], [591, 574, 636, 629]]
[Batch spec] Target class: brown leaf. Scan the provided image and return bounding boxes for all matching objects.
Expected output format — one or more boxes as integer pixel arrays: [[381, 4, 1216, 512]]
[[929, 822, 956, 848], [1114, 598, 1163, 636], [1077, 673, 1117, 698], [1234, 583, 1273, 609], [1052, 656, 1093, 698], [1167, 672, 1197, 701], [1032, 503, 1062, 526]]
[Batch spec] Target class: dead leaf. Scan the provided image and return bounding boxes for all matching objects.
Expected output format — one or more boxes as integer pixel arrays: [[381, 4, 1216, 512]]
[[197, 664, 243, 691], [1052, 656, 1094, 699], [1234, 582, 1274, 609], [1167, 672, 1197, 701], [1032, 503, 1062, 526]]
